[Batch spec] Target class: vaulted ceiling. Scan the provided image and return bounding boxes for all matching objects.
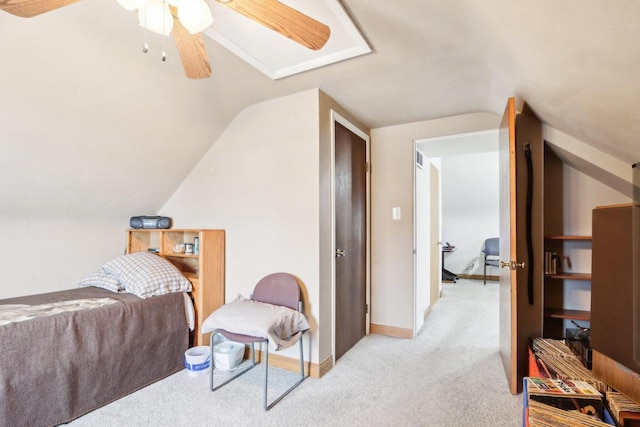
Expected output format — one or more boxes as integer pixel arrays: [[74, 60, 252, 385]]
[[2, 1, 639, 218]]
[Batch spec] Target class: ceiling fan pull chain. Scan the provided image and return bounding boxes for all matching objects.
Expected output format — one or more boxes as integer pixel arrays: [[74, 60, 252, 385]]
[[161, 0, 167, 61], [142, 3, 149, 53]]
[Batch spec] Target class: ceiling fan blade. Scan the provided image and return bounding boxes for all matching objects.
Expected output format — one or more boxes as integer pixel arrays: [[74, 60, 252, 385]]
[[170, 7, 212, 79], [222, 0, 330, 51], [0, 0, 81, 18]]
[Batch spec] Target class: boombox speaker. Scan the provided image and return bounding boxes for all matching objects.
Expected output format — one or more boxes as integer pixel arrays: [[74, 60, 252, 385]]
[[130, 216, 172, 229]]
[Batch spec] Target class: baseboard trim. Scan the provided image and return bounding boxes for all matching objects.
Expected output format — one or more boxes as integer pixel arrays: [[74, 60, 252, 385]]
[[242, 348, 332, 379], [370, 323, 413, 339], [316, 355, 334, 378], [457, 273, 499, 282]]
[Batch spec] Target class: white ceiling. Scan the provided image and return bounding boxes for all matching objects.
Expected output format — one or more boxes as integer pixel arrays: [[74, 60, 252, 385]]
[[1, 0, 639, 218], [417, 131, 498, 158], [203, 0, 371, 79]]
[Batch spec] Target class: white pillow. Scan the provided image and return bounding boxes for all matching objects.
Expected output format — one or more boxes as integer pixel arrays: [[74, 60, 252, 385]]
[[202, 296, 309, 351], [102, 252, 192, 298], [78, 271, 123, 293]]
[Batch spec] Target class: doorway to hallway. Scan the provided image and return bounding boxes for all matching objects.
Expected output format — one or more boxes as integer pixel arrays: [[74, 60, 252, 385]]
[[413, 130, 500, 335]]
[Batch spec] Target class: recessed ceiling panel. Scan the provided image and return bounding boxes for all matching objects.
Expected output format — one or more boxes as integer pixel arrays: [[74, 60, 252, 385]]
[[203, 0, 371, 79]]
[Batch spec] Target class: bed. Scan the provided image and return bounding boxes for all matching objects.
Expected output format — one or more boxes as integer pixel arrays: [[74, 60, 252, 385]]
[[0, 252, 193, 427]]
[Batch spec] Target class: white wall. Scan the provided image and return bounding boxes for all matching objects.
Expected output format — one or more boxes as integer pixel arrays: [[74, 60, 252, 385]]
[[0, 219, 126, 299], [159, 90, 322, 363], [440, 151, 500, 276]]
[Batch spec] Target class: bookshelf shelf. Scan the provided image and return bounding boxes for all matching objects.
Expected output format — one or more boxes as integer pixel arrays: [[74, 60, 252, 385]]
[[545, 235, 592, 241], [545, 273, 591, 281], [544, 308, 590, 321]]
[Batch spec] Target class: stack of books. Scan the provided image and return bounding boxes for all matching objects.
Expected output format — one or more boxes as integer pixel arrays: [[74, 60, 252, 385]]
[[544, 250, 561, 275], [528, 400, 612, 426], [607, 391, 640, 426], [530, 338, 609, 393]]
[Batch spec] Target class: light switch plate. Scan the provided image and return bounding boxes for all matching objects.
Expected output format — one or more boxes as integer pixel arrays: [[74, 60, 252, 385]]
[[392, 207, 401, 220]]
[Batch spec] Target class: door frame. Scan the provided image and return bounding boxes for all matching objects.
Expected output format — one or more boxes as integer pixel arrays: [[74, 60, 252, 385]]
[[413, 130, 499, 336], [330, 110, 371, 364], [412, 145, 438, 337]]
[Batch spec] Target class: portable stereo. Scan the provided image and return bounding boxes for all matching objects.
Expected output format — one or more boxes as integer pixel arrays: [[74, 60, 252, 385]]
[[130, 216, 172, 229]]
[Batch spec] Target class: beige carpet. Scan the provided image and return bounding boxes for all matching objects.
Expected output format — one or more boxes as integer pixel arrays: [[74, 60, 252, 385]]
[[69, 279, 522, 426]]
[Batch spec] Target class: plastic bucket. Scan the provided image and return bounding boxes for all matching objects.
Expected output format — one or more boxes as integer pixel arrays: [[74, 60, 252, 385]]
[[184, 346, 210, 377], [213, 342, 245, 371]]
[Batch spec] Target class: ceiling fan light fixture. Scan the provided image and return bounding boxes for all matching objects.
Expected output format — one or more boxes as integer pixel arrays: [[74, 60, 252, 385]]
[[138, 0, 173, 36], [178, 0, 213, 34], [116, 0, 148, 11]]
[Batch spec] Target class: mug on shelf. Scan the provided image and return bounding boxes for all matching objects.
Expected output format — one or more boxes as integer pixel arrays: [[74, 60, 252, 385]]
[[173, 243, 185, 254]]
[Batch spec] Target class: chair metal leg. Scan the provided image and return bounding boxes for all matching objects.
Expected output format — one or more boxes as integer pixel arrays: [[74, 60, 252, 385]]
[[483, 261, 487, 285], [209, 331, 307, 411], [264, 332, 306, 411], [263, 344, 269, 410], [299, 332, 305, 381]]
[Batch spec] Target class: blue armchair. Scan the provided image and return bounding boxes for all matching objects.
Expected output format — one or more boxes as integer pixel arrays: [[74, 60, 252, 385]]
[[482, 238, 499, 285]]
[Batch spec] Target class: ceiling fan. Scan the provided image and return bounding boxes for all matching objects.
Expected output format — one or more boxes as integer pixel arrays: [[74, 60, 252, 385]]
[[0, 0, 331, 79]]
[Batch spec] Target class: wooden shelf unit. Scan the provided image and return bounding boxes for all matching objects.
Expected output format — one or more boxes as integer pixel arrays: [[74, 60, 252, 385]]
[[127, 229, 225, 347], [542, 145, 593, 339], [542, 234, 593, 337], [591, 205, 638, 399]]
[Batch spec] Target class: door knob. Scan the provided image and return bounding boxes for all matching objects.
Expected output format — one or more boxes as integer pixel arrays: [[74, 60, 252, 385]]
[[336, 249, 346, 258], [500, 260, 526, 270]]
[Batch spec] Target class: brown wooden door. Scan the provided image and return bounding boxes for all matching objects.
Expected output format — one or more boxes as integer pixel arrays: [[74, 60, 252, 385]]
[[334, 121, 367, 361], [499, 98, 543, 393], [499, 97, 519, 393], [634, 166, 640, 366]]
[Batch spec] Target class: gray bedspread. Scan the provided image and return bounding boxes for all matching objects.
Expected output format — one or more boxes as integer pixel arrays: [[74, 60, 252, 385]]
[[0, 287, 189, 427]]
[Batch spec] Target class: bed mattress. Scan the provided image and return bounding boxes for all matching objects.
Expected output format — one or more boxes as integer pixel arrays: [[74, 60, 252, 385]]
[[0, 286, 189, 427]]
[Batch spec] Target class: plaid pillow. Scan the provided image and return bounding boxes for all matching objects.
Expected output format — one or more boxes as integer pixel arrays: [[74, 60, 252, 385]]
[[103, 252, 192, 298], [78, 271, 123, 293]]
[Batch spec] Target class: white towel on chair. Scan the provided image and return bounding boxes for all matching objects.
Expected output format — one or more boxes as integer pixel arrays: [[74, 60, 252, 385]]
[[202, 296, 310, 351]]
